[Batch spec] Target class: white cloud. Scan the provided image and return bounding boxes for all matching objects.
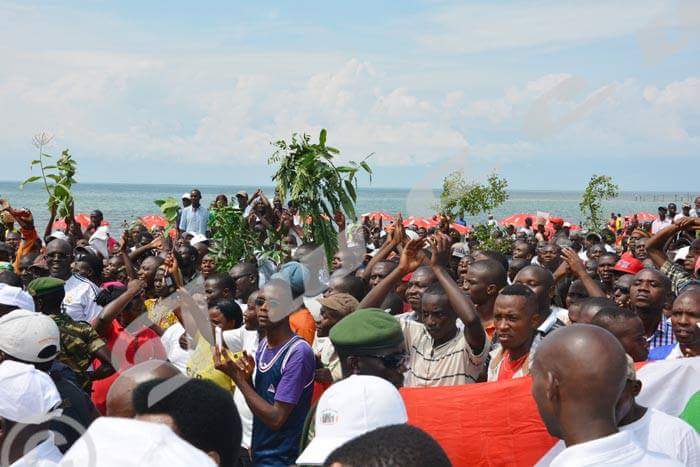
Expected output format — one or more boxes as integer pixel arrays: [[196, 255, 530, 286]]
[[415, 0, 669, 53]]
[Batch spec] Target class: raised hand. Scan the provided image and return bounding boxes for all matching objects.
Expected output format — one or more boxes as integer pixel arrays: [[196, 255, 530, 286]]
[[561, 247, 586, 277], [398, 238, 427, 273], [428, 232, 451, 268], [214, 348, 254, 386], [127, 278, 147, 295]]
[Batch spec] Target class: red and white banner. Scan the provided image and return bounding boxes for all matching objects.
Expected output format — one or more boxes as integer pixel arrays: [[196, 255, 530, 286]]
[[400, 357, 700, 467]]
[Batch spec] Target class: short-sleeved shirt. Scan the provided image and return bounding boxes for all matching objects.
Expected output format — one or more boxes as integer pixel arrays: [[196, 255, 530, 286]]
[[90, 320, 165, 414], [400, 320, 488, 387], [289, 307, 316, 346], [50, 313, 107, 391], [178, 205, 209, 235], [160, 322, 193, 373], [62, 274, 103, 323]]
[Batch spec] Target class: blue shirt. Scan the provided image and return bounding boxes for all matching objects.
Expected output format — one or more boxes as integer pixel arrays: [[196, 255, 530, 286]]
[[252, 335, 314, 466], [178, 205, 208, 235]]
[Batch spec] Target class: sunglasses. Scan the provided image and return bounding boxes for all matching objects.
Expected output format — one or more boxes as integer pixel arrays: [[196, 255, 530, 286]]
[[364, 351, 409, 370], [255, 297, 281, 308]]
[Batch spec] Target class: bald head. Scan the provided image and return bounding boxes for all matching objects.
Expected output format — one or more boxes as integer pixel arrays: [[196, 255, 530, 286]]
[[531, 325, 628, 440], [577, 297, 616, 324], [106, 361, 182, 418], [469, 260, 507, 289]]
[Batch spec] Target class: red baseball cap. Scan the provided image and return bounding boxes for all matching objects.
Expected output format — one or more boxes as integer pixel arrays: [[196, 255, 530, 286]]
[[550, 217, 564, 225], [613, 257, 644, 275]]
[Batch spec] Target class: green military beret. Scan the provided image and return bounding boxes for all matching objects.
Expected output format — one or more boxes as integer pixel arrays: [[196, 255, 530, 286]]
[[330, 308, 404, 356], [27, 277, 65, 297]]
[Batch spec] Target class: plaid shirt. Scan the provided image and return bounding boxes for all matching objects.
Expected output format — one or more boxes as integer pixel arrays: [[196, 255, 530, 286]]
[[647, 317, 676, 350], [660, 260, 693, 295]]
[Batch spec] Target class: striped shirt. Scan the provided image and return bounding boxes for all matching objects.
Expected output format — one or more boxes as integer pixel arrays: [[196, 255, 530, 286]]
[[648, 318, 676, 350], [401, 320, 488, 388]]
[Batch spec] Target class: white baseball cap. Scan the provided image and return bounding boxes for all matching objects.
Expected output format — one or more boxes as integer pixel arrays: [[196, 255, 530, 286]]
[[60, 417, 216, 466], [48, 230, 70, 242], [190, 234, 209, 246], [0, 284, 35, 312], [0, 360, 62, 424], [181, 193, 191, 200], [296, 375, 408, 465], [0, 309, 60, 362]]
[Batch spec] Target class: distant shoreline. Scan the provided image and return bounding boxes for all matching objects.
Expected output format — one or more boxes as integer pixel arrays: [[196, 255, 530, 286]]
[[0, 180, 696, 197]]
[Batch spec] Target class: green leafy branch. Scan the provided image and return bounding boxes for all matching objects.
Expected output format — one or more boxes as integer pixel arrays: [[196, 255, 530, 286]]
[[21, 133, 77, 219], [269, 129, 372, 264], [579, 175, 619, 232], [440, 171, 509, 220]]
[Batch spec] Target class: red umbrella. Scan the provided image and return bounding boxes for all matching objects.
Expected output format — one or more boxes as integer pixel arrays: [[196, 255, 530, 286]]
[[450, 223, 470, 235], [403, 217, 433, 229], [630, 212, 657, 223], [500, 213, 580, 232], [140, 214, 169, 230], [361, 211, 395, 222], [499, 213, 538, 227], [52, 214, 109, 231]]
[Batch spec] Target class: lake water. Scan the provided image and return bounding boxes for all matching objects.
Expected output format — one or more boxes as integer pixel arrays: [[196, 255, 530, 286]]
[[0, 181, 695, 231]]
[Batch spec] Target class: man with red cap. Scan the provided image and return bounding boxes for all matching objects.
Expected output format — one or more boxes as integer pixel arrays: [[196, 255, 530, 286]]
[[613, 255, 644, 276]]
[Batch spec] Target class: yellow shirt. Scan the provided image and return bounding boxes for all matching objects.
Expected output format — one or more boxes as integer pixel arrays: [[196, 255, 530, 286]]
[[185, 333, 235, 392]]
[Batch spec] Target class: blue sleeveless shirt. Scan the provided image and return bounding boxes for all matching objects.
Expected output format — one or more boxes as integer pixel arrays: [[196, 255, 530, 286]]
[[252, 335, 314, 466]]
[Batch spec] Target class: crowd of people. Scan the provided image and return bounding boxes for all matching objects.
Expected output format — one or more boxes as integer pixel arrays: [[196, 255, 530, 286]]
[[0, 190, 698, 466]]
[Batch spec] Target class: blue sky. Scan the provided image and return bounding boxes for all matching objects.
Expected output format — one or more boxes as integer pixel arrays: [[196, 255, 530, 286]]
[[1, 0, 698, 190]]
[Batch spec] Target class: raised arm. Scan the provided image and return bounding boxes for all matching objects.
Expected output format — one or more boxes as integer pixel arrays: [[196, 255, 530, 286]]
[[359, 238, 426, 309], [646, 217, 698, 268], [561, 248, 606, 298], [44, 202, 57, 241], [429, 233, 486, 353], [94, 279, 146, 336], [360, 227, 398, 282]]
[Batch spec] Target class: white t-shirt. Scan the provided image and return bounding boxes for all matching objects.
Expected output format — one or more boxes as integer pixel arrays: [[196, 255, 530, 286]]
[[10, 433, 62, 467], [223, 327, 260, 449], [651, 218, 672, 234], [62, 274, 102, 323], [160, 323, 193, 374], [545, 430, 680, 466], [536, 409, 696, 466]]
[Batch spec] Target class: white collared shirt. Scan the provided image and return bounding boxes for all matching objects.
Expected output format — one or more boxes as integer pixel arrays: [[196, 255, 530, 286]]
[[10, 432, 62, 466], [62, 274, 102, 323], [541, 430, 682, 466]]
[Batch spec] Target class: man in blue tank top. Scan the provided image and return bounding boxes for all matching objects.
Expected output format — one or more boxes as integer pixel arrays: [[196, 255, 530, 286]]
[[217, 278, 315, 466]]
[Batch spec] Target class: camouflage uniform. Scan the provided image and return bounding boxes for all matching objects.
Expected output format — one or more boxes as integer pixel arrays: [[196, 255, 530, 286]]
[[50, 313, 107, 392]]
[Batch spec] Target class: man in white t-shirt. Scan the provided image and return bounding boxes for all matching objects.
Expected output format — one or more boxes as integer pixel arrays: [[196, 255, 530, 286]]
[[46, 239, 102, 322], [222, 290, 262, 461], [651, 206, 672, 234], [531, 326, 680, 466], [536, 359, 698, 465]]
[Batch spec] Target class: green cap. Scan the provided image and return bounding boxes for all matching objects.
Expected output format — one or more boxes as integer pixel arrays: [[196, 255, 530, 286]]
[[27, 277, 65, 297], [330, 308, 404, 356]]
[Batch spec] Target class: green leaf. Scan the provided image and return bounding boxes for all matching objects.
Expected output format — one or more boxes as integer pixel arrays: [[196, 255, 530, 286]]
[[54, 183, 70, 198], [30, 159, 42, 165], [344, 179, 357, 201], [360, 161, 372, 174], [42, 165, 57, 170], [20, 175, 42, 188], [41, 153, 52, 158], [319, 129, 327, 146]]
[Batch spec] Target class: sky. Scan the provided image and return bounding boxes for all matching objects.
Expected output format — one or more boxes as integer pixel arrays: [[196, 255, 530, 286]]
[[1, 0, 699, 190]]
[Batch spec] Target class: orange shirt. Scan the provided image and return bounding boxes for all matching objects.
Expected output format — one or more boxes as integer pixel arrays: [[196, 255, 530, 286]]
[[497, 351, 529, 382], [289, 307, 316, 346], [12, 227, 39, 273]]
